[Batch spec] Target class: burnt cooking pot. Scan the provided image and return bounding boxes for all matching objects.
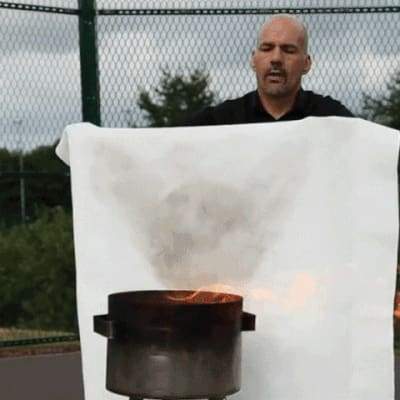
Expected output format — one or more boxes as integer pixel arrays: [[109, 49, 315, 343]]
[[94, 290, 255, 399]]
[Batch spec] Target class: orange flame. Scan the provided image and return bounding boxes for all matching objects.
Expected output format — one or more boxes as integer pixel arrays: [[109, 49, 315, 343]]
[[166, 284, 242, 304], [164, 273, 400, 320], [282, 272, 318, 311], [243, 273, 318, 311]]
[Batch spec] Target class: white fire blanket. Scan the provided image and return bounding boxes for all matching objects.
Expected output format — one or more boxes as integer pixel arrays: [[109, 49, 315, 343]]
[[57, 117, 399, 400]]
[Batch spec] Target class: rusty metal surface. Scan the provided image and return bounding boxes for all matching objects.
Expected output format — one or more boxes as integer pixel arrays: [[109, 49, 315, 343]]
[[95, 290, 253, 399]]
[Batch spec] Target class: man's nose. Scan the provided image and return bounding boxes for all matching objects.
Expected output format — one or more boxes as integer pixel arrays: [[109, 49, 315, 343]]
[[270, 47, 283, 63]]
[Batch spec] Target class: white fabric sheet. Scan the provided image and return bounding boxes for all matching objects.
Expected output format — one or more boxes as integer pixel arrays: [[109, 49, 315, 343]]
[[56, 117, 399, 400]]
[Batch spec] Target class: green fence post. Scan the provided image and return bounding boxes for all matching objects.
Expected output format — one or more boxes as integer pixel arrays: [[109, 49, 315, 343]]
[[78, 0, 101, 125]]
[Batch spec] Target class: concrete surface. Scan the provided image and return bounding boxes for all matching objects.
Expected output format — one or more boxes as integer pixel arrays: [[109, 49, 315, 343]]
[[0, 351, 84, 400]]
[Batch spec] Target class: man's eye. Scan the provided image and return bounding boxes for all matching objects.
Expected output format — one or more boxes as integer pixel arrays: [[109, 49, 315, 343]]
[[259, 46, 272, 52], [283, 46, 297, 53]]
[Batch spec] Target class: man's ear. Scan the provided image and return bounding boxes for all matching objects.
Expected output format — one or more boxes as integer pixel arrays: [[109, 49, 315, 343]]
[[302, 54, 312, 75], [250, 49, 256, 71]]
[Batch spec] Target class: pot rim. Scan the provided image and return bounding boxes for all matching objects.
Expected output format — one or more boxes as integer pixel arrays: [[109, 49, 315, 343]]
[[108, 290, 243, 306]]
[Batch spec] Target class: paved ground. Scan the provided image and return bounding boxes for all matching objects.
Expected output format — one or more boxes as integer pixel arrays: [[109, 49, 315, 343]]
[[0, 351, 84, 400]]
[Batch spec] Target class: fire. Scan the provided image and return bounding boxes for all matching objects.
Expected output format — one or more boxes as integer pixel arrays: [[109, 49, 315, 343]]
[[394, 291, 400, 319], [282, 272, 318, 311], [250, 288, 276, 301], [165, 273, 400, 320], [166, 274, 318, 309], [166, 284, 242, 304], [244, 273, 318, 311]]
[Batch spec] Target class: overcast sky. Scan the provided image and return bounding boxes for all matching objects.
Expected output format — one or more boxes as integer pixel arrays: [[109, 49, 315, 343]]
[[1, 0, 399, 150]]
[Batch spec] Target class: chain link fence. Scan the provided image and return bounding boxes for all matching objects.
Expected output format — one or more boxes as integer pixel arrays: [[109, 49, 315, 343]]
[[97, 1, 400, 127], [0, 1, 81, 151], [0, 0, 399, 349], [1, 0, 399, 146]]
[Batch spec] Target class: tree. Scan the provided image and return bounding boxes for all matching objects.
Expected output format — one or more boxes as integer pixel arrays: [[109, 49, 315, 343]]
[[137, 69, 216, 127], [362, 70, 400, 130], [0, 207, 76, 331], [0, 143, 71, 227]]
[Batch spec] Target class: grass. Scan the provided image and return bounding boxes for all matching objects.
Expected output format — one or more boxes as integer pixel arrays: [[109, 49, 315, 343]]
[[0, 327, 79, 358], [0, 327, 73, 340], [0, 341, 80, 358]]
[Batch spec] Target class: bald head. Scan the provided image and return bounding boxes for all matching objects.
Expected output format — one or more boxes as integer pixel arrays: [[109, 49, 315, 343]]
[[256, 15, 309, 54], [251, 13, 312, 107]]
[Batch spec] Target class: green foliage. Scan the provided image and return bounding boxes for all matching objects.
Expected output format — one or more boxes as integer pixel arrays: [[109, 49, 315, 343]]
[[0, 148, 19, 171], [137, 69, 215, 127], [24, 144, 68, 173], [362, 70, 400, 130], [0, 207, 77, 332], [0, 144, 71, 226]]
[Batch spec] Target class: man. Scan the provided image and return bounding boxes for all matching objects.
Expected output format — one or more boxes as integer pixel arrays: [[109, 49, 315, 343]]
[[184, 14, 353, 126]]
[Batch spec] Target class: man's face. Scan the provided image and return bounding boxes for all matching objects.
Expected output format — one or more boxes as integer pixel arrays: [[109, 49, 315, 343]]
[[251, 19, 311, 99]]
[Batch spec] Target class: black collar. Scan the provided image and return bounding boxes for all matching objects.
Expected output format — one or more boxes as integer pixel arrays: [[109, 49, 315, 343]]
[[251, 89, 308, 120]]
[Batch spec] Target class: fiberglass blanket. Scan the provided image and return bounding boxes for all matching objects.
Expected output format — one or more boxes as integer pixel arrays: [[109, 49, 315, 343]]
[[56, 117, 399, 400]]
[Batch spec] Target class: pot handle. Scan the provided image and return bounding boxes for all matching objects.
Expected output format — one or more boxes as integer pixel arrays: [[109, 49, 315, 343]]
[[241, 311, 256, 331], [93, 314, 119, 339]]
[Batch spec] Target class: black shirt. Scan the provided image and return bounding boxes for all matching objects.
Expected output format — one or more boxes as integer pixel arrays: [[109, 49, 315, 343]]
[[183, 89, 354, 126]]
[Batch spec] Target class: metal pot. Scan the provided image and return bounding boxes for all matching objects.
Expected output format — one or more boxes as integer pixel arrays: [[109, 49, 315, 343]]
[[94, 290, 255, 399]]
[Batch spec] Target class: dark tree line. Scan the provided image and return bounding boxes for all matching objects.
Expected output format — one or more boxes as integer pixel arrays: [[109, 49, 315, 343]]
[[362, 69, 400, 130], [137, 69, 215, 127], [0, 207, 76, 331], [0, 144, 71, 228]]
